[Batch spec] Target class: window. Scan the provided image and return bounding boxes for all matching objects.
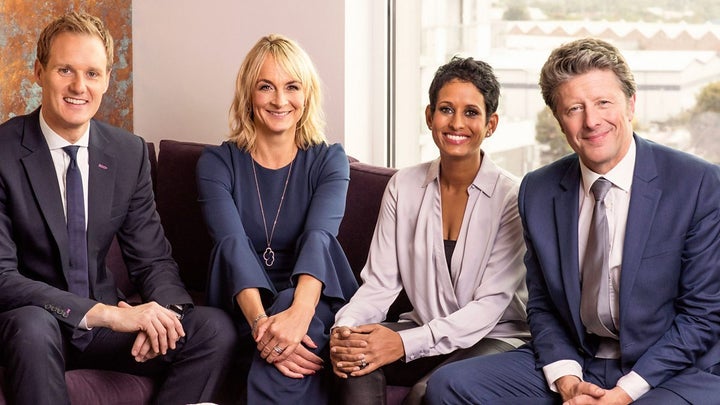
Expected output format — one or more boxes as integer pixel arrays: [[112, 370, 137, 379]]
[[387, 0, 720, 174]]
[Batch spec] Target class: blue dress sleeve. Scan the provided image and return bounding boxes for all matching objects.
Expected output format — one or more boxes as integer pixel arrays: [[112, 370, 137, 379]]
[[290, 144, 358, 302], [196, 143, 273, 310]]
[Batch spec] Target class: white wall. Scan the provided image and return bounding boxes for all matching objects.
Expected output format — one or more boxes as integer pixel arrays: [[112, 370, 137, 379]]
[[346, 0, 457, 167], [132, 1, 345, 147], [344, 1, 388, 164]]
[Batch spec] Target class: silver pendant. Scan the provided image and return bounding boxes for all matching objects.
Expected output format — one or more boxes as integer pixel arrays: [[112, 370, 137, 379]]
[[263, 247, 275, 267]]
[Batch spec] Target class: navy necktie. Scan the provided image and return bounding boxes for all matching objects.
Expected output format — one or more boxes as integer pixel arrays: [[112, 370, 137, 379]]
[[63, 146, 90, 298]]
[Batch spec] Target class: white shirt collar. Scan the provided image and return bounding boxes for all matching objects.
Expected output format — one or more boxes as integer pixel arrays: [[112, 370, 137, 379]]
[[580, 137, 636, 195], [39, 107, 90, 150], [424, 151, 509, 197]]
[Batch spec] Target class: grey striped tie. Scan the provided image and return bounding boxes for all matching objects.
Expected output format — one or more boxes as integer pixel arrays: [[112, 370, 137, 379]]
[[580, 177, 616, 337]]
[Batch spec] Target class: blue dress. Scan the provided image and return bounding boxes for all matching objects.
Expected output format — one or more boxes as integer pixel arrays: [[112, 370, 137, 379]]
[[197, 141, 358, 404]]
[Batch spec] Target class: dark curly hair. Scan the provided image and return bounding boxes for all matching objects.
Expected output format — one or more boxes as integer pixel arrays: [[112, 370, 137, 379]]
[[428, 56, 500, 123]]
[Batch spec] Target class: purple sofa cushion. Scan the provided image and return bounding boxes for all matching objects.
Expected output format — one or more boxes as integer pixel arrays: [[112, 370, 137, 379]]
[[0, 368, 155, 405], [387, 385, 412, 404], [65, 369, 156, 405], [337, 162, 412, 321], [155, 140, 212, 301], [338, 162, 397, 275]]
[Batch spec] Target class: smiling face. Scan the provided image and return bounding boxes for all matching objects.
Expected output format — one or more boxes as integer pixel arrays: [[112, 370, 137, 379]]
[[35, 32, 110, 143], [554, 69, 635, 174], [426, 79, 498, 162], [251, 54, 305, 141]]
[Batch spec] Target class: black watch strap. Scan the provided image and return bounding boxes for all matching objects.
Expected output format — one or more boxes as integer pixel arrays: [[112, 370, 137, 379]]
[[166, 304, 188, 320]]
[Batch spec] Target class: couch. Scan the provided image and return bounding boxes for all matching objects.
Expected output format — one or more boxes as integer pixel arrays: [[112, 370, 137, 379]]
[[0, 139, 410, 404]]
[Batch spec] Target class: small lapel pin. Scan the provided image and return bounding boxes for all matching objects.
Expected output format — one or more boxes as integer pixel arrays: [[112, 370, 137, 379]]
[[98, 164, 108, 170]]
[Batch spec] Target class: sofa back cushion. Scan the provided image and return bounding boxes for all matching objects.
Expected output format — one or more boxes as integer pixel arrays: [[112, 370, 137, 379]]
[[111, 142, 413, 319], [155, 140, 212, 299], [338, 162, 395, 274], [338, 162, 412, 320]]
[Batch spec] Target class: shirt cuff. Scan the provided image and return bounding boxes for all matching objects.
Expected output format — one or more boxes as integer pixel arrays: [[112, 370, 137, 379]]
[[543, 360, 584, 392], [397, 323, 431, 362], [78, 315, 92, 330], [332, 316, 358, 330], [616, 371, 651, 401]]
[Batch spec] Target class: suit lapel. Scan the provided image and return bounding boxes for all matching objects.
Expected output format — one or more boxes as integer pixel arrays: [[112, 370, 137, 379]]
[[554, 160, 587, 339], [619, 136, 660, 321], [87, 121, 117, 290], [20, 112, 71, 268]]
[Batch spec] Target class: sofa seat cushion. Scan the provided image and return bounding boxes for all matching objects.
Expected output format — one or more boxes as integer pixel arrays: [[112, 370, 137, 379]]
[[0, 368, 155, 405], [66, 369, 156, 405], [387, 385, 412, 404]]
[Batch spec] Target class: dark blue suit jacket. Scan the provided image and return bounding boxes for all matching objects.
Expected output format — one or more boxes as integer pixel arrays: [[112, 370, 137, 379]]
[[0, 109, 191, 335], [520, 135, 720, 391]]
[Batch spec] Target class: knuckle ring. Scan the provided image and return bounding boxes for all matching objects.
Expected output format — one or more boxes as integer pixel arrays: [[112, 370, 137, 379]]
[[360, 359, 367, 369], [273, 345, 284, 354]]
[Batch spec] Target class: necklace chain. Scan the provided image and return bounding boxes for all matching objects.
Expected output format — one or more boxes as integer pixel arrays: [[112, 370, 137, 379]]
[[251, 157, 294, 267]]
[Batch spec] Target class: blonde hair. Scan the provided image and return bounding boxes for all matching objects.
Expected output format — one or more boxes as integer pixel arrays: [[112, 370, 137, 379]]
[[228, 34, 325, 151], [37, 11, 114, 71]]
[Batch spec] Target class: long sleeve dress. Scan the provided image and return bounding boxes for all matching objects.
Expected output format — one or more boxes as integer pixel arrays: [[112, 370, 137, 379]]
[[197, 141, 358, 404]]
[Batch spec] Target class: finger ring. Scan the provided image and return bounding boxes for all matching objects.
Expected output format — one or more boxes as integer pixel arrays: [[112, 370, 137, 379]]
[[359, 359, 367, 369], [273, 345, 284, 354]]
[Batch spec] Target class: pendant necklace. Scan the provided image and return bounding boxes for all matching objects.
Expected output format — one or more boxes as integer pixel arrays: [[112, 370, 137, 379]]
[[251, 156, 294, 267]]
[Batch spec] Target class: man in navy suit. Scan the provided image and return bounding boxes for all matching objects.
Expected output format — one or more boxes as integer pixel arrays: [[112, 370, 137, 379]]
[[426, 38, 720, 404], [0, 12, 236, 404]]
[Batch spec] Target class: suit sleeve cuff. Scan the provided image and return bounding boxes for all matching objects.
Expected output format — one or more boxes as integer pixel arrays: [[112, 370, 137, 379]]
[[616, 371, 651, 401], [543, 360, 584, 392]]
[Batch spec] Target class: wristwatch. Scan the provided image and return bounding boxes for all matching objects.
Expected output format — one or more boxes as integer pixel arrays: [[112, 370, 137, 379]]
[[166, 304, 189, 320]]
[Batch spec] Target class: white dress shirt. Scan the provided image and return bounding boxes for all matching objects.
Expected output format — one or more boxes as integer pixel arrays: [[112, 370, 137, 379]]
[[39, 109, 90, 226], [334, 155, 530, 362], [542, 139, 651, 400]]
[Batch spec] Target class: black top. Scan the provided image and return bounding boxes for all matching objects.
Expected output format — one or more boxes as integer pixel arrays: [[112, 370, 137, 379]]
[[443, 239, 457, 273]]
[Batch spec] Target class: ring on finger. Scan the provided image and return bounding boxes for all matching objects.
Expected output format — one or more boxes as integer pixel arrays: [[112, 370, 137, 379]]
[[359, 359, 368, 369], [273, 345, 285, 354]]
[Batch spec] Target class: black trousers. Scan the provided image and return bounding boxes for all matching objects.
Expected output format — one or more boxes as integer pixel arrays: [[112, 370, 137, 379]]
[[0, 305, 237, 405], [337, 321, 515, 405]]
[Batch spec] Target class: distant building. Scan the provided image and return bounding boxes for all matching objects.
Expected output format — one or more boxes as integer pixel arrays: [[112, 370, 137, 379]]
[[410, 6, 720, 173], [492, 49, 720, 123]]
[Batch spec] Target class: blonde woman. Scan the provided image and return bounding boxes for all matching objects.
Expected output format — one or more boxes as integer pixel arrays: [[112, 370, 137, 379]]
[[197, 34, 357, 404]]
